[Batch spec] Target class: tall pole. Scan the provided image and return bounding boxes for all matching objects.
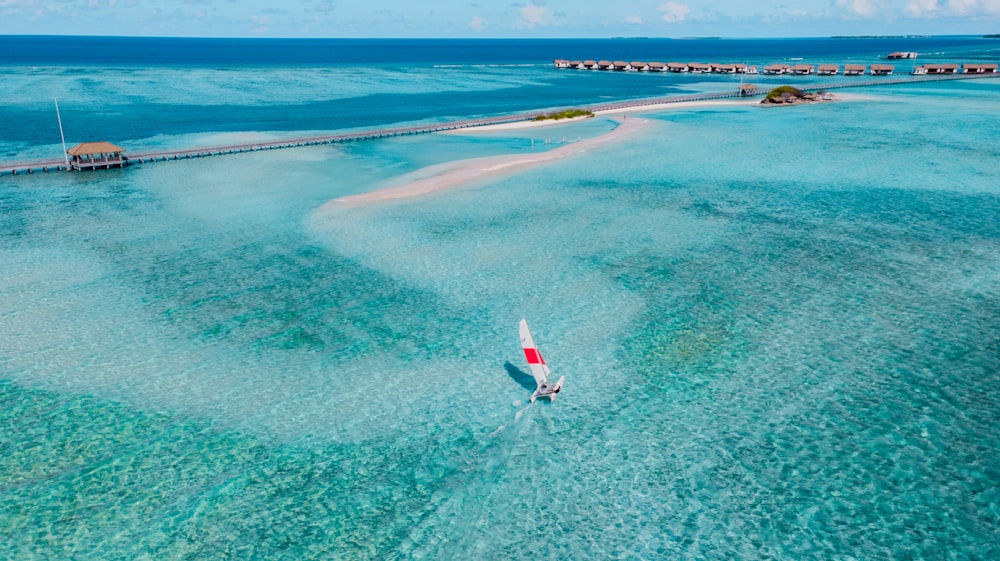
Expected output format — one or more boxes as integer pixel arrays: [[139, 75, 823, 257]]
[[54, 98, 69, 168]]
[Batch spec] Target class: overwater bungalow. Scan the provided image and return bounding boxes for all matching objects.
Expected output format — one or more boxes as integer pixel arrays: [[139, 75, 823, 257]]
[[554, 59, 572, 69], [792, 64, 815, 75], [739, 84, 759, 97], [734, 64, 758, 74], [630, 61, 649, 71], [583, 60, 598, 69], [647, 62, 666, 72], [569, 60, 584, 69], [923, 63, 959, 74], [667, 62, 689, 72], [870, 64, 895, 76], [613, 61, 630, 71], [687, 63, 712, 74], [963, 63, 998, 74], [843, 64, 866, 76], [713, 63, 737, 74], [911, 65, 928, 75], [67, 142, 126, 171], [597, 60, 614, 70], [763, 64, 790, 75], [817, 64, 839, 76]]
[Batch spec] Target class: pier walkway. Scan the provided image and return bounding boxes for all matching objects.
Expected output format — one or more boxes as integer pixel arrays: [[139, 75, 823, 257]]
[[2, 73, 995, 177]]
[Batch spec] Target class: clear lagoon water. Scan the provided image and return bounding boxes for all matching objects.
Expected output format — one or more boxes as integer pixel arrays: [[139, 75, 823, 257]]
[[1, 36, 998, 560]]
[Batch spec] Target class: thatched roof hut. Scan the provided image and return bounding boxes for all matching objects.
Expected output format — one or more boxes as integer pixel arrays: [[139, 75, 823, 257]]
[[964, 63, 998, 74], [66, 142, 127, 171], [870, 64, 895, 75], [923, 63, 959, 74]]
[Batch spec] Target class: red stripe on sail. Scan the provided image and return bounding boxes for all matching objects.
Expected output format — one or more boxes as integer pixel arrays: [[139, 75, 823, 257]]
[[523, 347, 545, 365]]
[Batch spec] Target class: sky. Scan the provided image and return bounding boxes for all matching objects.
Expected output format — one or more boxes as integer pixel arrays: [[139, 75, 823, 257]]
[[0, 0, 998, 38]]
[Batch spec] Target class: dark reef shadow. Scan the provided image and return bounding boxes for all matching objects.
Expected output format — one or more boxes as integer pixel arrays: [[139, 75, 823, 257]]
[[504, 361, 536, 392]]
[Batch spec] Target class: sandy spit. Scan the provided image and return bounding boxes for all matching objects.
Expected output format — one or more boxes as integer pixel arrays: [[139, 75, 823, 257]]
[[318, 117, 650, 209], [447, 99, 749, 133]]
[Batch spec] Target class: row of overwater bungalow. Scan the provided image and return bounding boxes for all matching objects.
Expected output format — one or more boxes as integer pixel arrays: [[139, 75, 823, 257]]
[[553, 60, 761, 73], [553, 60, 998, 76]]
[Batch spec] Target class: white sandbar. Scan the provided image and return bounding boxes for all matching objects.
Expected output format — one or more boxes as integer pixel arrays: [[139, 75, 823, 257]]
[[320, 117, 650, 209], [450, 99, 748, 133]]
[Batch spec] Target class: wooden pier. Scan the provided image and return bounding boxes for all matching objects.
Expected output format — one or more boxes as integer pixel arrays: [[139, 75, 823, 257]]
[[1, 73, 996, 178]]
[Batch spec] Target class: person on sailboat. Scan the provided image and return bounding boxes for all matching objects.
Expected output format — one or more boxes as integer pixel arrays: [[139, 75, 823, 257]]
[[535, 381, 562, 399], [519, 318, 565, 402]]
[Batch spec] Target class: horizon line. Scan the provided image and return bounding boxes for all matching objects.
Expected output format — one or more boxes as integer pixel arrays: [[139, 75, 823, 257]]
[[1, 33, 988, 41]]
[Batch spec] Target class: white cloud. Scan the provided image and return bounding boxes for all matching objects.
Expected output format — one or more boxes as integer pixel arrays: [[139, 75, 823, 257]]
[[469, 16, 486, 30], [658, 2, 689, 23], [949, 0, 1000, 14], [519, 3, 550, 28], [835, 0, 879, 17], [623, 15, 643, 25], [904, 0, 1000, 16], [249, 13, 269, 33], [904, 0, 939, 16]]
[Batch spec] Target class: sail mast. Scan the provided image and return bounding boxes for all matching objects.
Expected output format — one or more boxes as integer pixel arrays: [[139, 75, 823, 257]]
[[54, 98, 69, 168]]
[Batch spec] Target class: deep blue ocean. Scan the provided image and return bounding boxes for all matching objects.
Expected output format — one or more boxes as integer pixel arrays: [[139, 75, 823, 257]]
[[1, 35, 998, 151], [1, 36, 998, 560]]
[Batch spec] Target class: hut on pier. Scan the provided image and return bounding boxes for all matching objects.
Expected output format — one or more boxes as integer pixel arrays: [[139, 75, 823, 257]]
[[870, 64, 895, 76], [792, 64, 815, 75], [818, 64, 839, 76], [647, 62, 666, 72], [963, 63, 998, 74], [667, 62, 689, 72], [763, 64, 791, 75], [67, 142, 126, 171], [843, 64, 866, 76], [923, 63, 959, 74], [687, 62, 712, 73]]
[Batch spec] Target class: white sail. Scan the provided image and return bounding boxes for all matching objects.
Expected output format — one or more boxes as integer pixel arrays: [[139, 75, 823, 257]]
[[519, 318, 550, 385]]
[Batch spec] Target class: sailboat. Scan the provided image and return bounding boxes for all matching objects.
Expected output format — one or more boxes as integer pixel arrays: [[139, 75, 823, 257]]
[[519, 318, 565, 402]]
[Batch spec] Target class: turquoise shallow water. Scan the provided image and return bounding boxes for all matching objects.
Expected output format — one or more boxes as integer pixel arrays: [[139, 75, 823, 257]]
[[2, 39, 999, 559]]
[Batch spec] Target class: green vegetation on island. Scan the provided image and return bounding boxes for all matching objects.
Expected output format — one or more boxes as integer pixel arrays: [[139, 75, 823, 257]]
[[761, 85, 833, 105], [533, 109, 595, 121], [765, 85, 805, 100]]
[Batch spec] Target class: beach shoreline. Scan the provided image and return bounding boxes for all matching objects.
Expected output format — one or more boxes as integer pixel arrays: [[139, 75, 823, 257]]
[[445, 99, 750, 133], [317, 117, 651, 210]]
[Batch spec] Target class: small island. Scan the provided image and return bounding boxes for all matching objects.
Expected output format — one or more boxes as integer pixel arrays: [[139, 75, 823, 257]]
[[760, 85, 835, 106], [533, 109, 595, 121]]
